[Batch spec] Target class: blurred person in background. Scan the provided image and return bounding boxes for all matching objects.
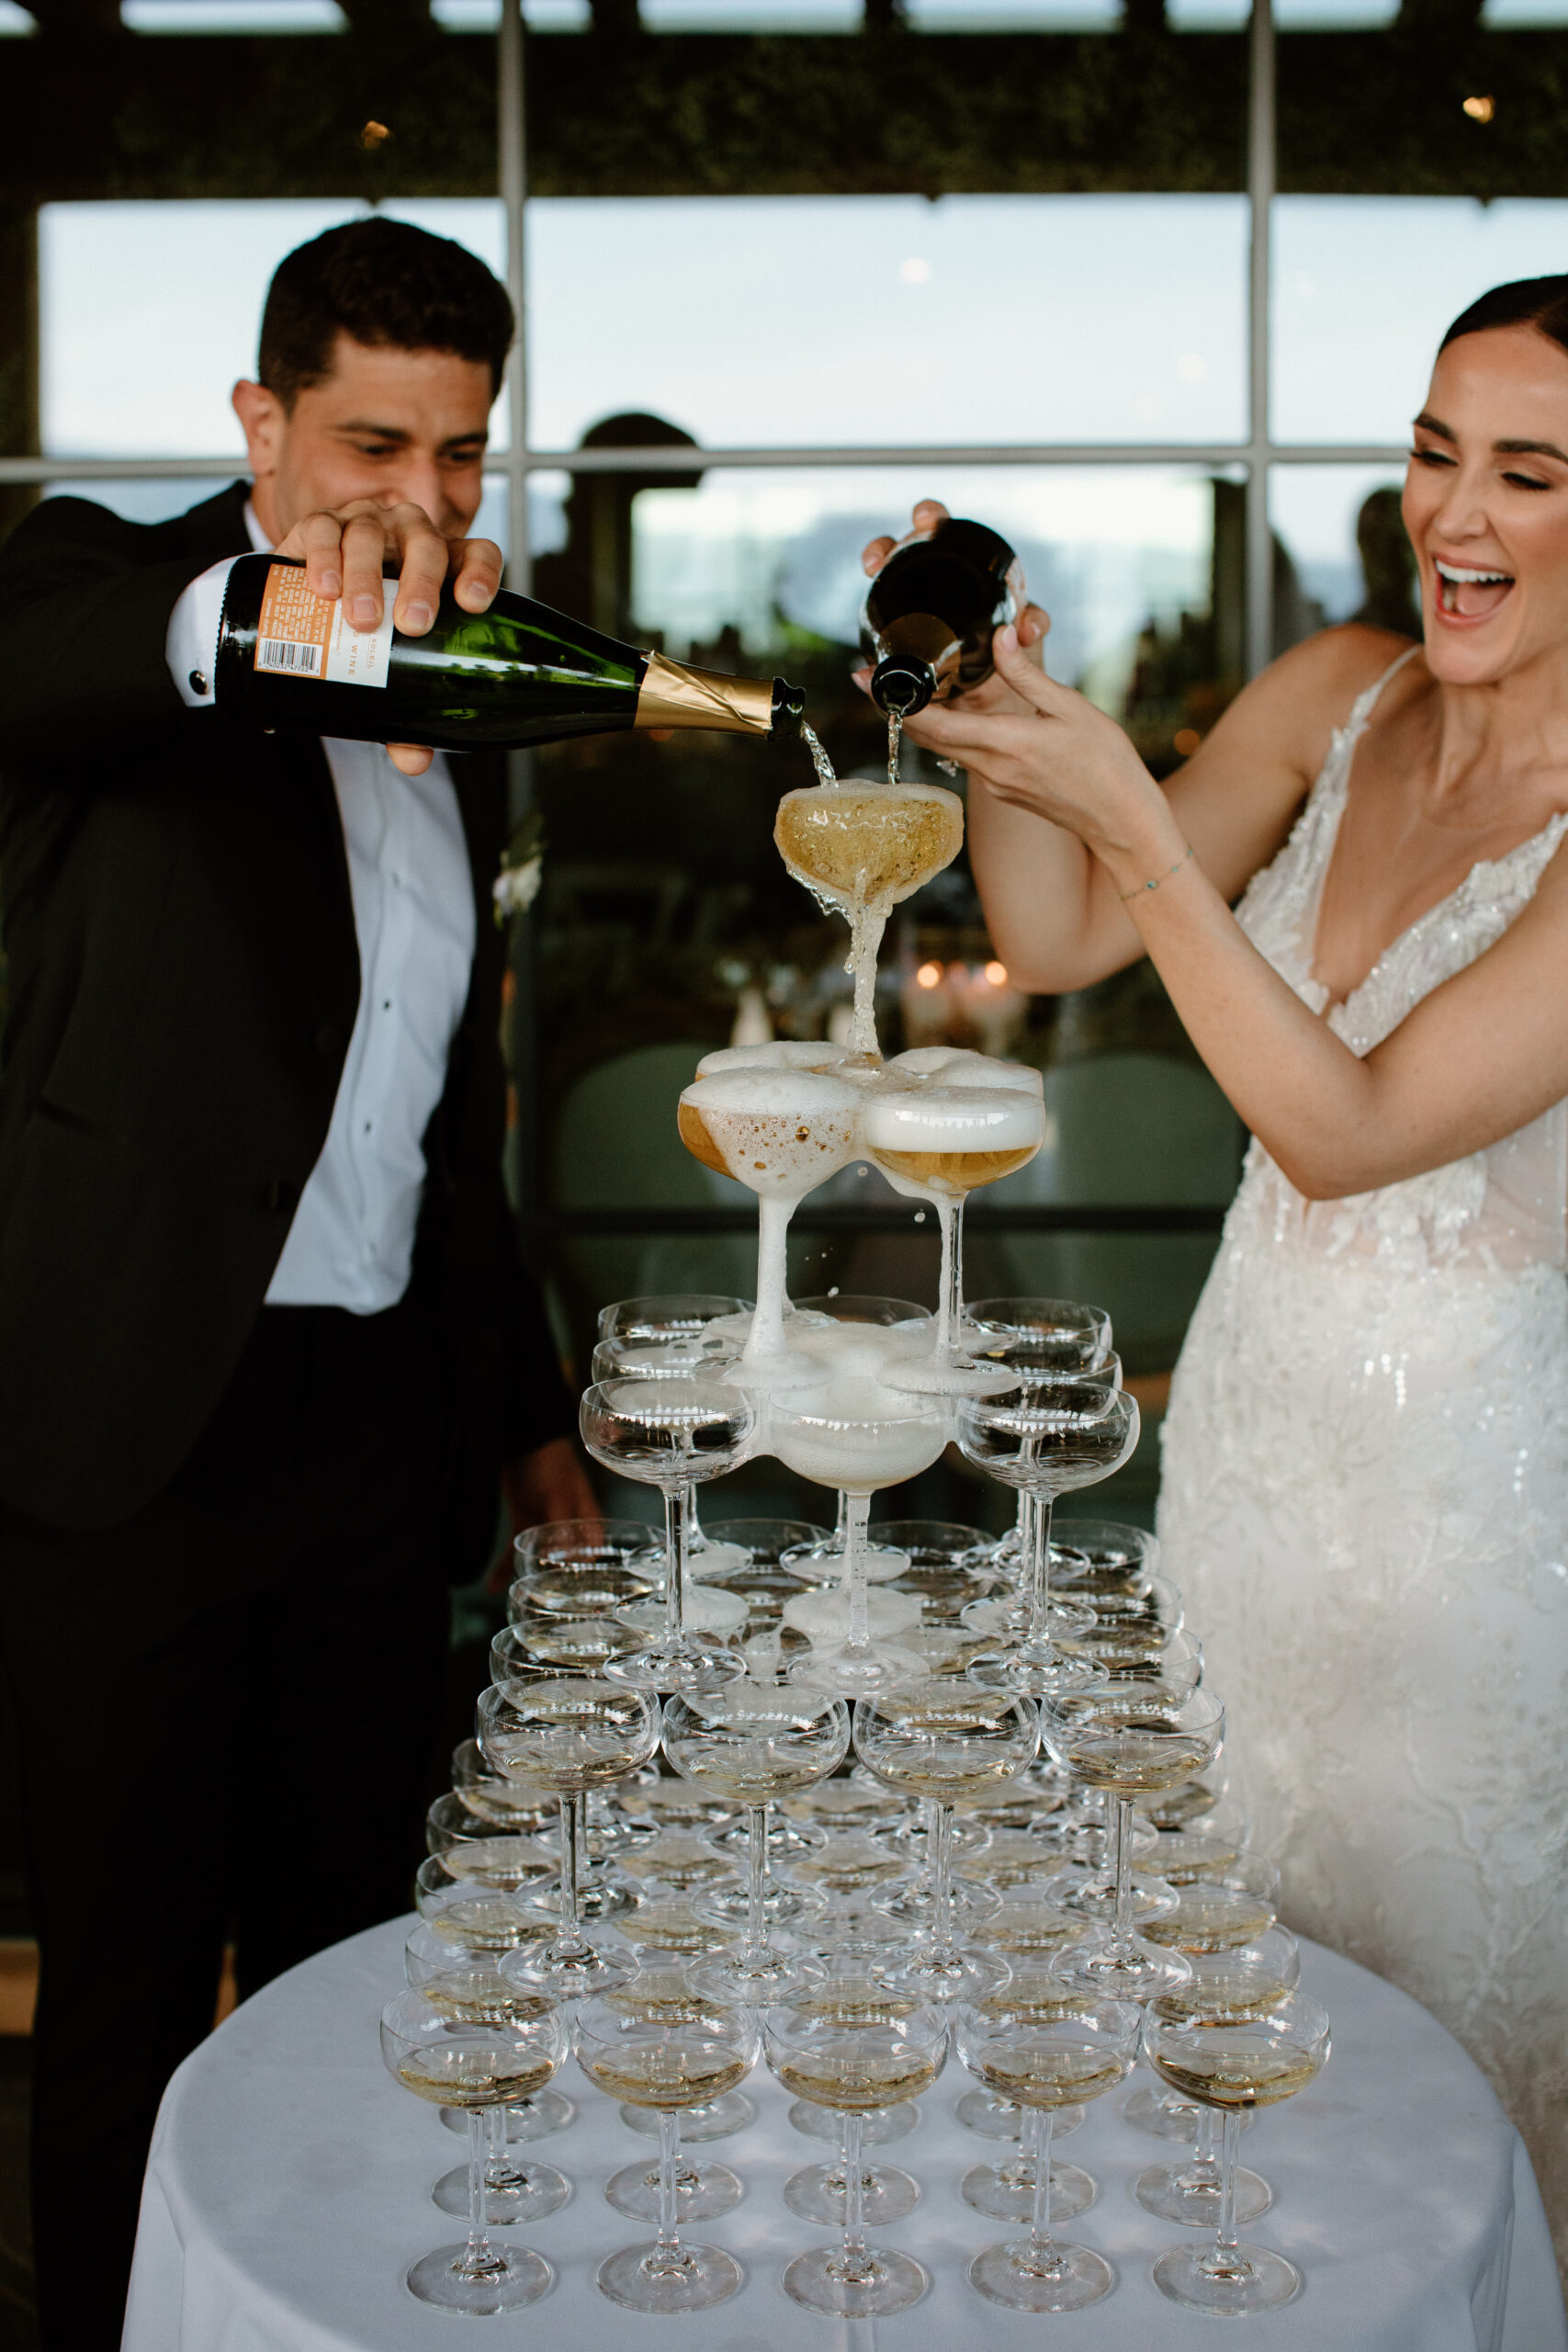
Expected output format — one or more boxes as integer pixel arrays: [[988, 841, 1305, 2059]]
[[864, 274, 1568, 2264], [0, 216, 595, 2351]]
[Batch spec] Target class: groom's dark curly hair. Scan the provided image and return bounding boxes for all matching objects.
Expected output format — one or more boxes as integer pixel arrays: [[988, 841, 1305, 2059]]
[[1441, 274, 1568, 358], [258, 217, 514, 410]]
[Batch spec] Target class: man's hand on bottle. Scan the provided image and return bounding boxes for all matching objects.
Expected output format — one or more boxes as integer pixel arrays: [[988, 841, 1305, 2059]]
[[272, 498, 502, 776], [855, 496, 1054, 743]]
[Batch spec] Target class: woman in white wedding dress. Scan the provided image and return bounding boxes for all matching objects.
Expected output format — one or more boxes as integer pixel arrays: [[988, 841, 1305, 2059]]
[[869, 277, 1568, 2256]]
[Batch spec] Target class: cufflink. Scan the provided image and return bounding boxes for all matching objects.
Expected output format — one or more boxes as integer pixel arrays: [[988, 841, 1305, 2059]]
[[188, 670, 210, 697]]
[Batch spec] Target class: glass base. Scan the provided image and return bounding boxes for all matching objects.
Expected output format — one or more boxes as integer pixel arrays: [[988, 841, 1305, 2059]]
[[886, 1943, 1010, 2003], [1153, 2240, 1302, 2313], [406, 2240, 552, 2313], [790, 2098, 918, 2145], [502, 1935, 633, 1998], [782, 2243, 928, 2318], [432, 2161, 569, 2223], [961, 2159, 1095, 2223], [1136, 2161, 1271, 2228], [963, 1595, 1096, 1644], [524, 1875, 633, 1925], [597, 2237, 744, 2313], [1122, 2082, 1251, 2141], [1053, 1929, 1191, 2001], [787, 1642, 925, 1697], [695, 1878, 828, 1930], [954, 2088, 1084, 2141], [872, 1875, 1001, 1931], [784, 2160, 919, 2226], [601, 1637, 745, 1695], [709, 1812, 826, 1858], [620, 2090, 755, 2143], [690, 1947, 824, 2003], [1047, 1865, 1178, 1924], [969, 2236, 1114, 2313], [606, 2158, 741, 2222], [968, 1648, 1107, 1698], [439, 2088, 574, 2141]]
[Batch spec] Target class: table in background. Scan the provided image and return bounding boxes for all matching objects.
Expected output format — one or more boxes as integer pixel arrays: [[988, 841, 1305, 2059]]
[[121, 1917, 1566, 2352]]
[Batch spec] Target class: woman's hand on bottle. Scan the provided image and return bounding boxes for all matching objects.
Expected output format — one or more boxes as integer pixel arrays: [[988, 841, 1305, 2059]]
[[856, 498, 1053, 710], [272, 499, 503, 775], [906, 624, 1178, 878]]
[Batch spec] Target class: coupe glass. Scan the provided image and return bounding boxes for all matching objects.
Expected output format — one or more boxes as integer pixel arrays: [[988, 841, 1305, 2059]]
[[1145, 1987, 1331, 2313], [965, 1300, 1114, 1574], [477, 1671, 660, 1997], [508, 1516, 659, 1625], [661, 1680, 848, 1996], [774, 1974, 926, 2227], [449, 1736, 555, 1836], [403, 1920, 576, 2144], [764, 1991, 948, 2315], [1042, 1682, 1225, 2000], [862, 1080, 1045, 1355], [580, 1377, 752, 1693], [775, 1299, 933, 1580], [1123, 1928, 1301, 2145], [600, 1965, 749, 2222], [958, 1378, 1138, 1695], [953, 1974, 1140, 2312], [853, 1679, 1038, 2001], [379, 1986, 566, 2314], [576, 1986, 760, 2312], [770, 1386, 947, 1695]]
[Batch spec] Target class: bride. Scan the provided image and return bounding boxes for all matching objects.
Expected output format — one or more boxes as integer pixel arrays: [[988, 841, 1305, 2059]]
[[869, 276, 1568, 2254]]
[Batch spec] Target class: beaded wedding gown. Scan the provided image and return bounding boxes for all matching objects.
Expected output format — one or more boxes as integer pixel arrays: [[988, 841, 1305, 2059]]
[[1158, 650, 1568, 2255]]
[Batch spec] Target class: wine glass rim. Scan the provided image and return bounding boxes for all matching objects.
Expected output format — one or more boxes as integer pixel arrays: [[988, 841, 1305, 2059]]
[[583, 1375, 752, 1421]]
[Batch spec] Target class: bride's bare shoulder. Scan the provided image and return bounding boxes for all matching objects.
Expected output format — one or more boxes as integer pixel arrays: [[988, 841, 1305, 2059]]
[[1247, 623, 1423, 758]]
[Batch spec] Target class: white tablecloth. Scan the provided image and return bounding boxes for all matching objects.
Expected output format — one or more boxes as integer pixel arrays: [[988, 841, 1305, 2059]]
[[122, 1916, 1566, 2352]]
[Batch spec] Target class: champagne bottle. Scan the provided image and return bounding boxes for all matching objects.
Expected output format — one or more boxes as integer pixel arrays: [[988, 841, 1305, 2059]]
[[213, 554, 806, 752], [860, 517, 1023, 718]]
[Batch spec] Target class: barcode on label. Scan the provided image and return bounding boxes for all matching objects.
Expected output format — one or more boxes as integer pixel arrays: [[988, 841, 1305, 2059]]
[[256, 637, 323, 675]]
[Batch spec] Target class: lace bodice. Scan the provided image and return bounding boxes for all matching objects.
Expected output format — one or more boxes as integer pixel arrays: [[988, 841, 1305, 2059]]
[[1232, 649, 1568, 1273]]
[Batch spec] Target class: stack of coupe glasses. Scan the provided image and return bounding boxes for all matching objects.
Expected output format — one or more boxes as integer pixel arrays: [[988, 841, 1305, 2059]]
[[378, 1035, 1331, 2323]]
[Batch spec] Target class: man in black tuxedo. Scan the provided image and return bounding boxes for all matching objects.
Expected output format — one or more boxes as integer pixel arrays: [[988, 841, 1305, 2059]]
[[0, 216, 597, 2351]]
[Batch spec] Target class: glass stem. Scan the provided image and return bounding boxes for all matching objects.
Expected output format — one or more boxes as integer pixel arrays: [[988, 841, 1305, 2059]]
[[1035, 1482, 1054, 1629], [931, 1801, 953, 1946], [746, 1804, 768, 1960], [657, 2109, 682, 2262], [556, 1792, 584, 1955], [1012, 1486, 1030, 1567], [842, 2109, 869, 2274], [934, 1198, 955, 1355], [746, 1197, 791, 1361], [844, 1490, 872, 1653], [943, 1196, 969, 1352], [1028, 2105, 1055, 2258], [1111, 1794, 1134, 1950], [1194, 2101, 1217, 2179], [661, 1483, 691, 1646], [1217, 2107, 1239, 2250], [463, 2108, 496, 2278]]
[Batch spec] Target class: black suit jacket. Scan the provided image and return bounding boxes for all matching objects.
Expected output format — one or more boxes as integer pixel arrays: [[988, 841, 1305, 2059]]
[[0, 481, 573, 1543]]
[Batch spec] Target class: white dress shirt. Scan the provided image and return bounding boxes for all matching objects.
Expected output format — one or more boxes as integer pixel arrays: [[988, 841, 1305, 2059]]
[[165, 505, 477, 1315]]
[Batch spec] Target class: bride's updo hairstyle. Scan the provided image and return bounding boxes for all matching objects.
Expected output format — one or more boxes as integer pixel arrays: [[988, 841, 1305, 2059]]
[[1439, 275, 1568, 356]]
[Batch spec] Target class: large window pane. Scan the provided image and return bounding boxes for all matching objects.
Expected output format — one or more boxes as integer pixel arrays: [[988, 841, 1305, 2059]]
[[527, 457, 1232, 1257], [528, 196, 1248, 450], [1272, 198, 1568, 446], [39, 198, 507, 458]]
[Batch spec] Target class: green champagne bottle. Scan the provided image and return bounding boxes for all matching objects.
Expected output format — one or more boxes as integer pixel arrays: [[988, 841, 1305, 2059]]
[[213, 553, 806, 752]]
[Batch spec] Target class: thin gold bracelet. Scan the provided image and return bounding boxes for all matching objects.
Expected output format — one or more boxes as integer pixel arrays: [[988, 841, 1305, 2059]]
[[1120, 842, 1194, 903]]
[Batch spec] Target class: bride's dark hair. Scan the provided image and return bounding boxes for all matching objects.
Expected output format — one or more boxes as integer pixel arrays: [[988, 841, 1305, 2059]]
[[1440, 275, 1568, 356]]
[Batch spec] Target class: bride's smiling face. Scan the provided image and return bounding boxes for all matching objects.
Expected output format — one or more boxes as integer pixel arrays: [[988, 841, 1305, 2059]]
[[1404, 322, 1568, 685]]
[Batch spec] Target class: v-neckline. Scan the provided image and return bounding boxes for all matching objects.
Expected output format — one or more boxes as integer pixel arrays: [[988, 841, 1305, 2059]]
[[1304, 695, 1568, 1021]]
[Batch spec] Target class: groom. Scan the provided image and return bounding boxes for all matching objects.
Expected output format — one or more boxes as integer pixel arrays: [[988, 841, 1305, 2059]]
[[0, 215, 594, 2351]]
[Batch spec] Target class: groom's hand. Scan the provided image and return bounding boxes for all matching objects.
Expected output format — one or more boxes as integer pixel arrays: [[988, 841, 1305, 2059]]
[[502, 1437, 601, 1542]]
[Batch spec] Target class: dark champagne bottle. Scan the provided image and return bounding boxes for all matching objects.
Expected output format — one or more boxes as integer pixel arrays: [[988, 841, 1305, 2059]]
[[213, 554, 806, 752], [859, 517, 1023, 717]]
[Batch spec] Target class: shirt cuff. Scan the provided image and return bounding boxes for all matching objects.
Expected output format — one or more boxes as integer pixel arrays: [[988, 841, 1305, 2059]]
[[165, 556, 239, 707]]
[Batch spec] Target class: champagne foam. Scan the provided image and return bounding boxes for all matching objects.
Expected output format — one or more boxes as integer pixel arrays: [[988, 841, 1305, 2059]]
[[697, 1041, 852, 1077], [892, 1047, 1043, 1100], [679, 1069, 863, 1198], [862, 1084, 1043, 1155]]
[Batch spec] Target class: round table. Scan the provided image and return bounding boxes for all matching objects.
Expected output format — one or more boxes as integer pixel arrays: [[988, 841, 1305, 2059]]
[[121, 1916, 1565, 2352]]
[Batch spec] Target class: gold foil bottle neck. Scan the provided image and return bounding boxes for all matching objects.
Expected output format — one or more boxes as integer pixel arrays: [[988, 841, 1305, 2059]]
[[635, 651, 778, 737]]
